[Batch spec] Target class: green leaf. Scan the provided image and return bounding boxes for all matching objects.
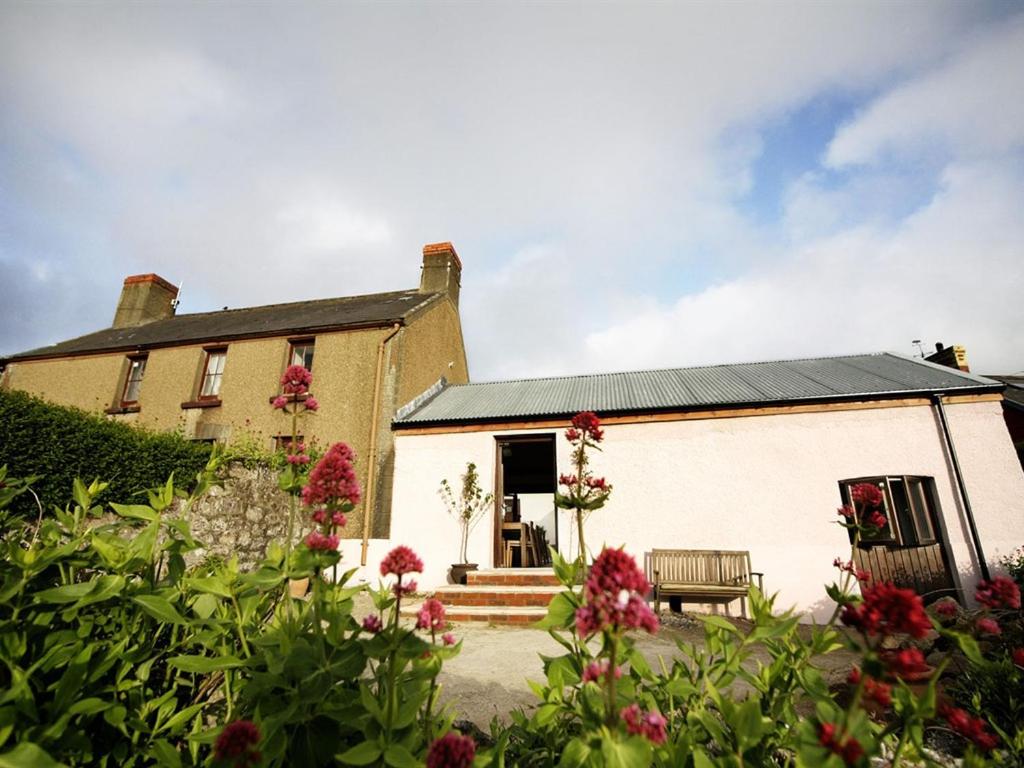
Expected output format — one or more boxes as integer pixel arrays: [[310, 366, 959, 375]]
[[148, 740, 182, 768], [536, 592, 577, 629], [558, 738, 592, 768], [701, 615, 738, 634], [337, 741, 383, 766], [132, 595, 188, 624], [34, 581, 94, 604], [183, 577, 233, 598], [383, 744, 419, 768], [191, 593, 219, 619], [168, 655, 245, 674], [109, 503, 159, 522], [0, 742, 64, 768], [67, 697, 111, 716], [600, 736, 651, 768], [949, 630, 984, 666]]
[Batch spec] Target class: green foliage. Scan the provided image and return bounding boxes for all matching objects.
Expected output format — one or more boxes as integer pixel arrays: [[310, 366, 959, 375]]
[[0, 389, 211, 514]]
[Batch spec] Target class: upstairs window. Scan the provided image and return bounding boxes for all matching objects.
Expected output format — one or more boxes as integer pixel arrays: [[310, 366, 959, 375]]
[[121, 355, 147, 405], [839, 476, 939, 547], [200, 349, 227, 398], [289, 339, 315, 371]]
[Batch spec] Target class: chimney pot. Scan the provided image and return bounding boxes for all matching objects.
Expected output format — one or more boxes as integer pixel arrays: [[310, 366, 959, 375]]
[[935, 342, 945, 352]]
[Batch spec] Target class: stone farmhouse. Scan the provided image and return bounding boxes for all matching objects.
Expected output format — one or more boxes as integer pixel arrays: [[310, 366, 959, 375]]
[[0, 242, 469, 550]]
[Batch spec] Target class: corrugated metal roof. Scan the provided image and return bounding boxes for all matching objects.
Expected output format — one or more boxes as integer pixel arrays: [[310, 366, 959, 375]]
[[395, 353, 1002, 426], [4, 289, 437, 361]]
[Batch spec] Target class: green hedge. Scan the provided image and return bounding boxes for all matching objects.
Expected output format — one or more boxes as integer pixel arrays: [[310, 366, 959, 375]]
[[0, 388, 211, 512]]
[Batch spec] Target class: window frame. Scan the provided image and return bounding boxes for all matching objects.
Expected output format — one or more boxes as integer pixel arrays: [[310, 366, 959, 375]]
[[839, 475, 939, 548], [199, 347, 227, 400], [120, 354, 148, 407], [288, 337, 315, 372], [274, 435, 304, 453]]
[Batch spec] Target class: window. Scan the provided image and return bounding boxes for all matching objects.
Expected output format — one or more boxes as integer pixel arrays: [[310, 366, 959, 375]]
[[121, 355, 147, 405], [839, 476, 939, 547], [200, 349, 227, 398], [289, 339, 315, 371]]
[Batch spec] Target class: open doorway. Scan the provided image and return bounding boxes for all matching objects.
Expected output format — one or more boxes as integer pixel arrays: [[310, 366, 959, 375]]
[[494, 435, 558, 568]]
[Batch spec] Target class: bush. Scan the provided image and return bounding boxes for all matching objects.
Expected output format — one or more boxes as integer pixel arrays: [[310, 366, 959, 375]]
[[0, 388, 211, 512]]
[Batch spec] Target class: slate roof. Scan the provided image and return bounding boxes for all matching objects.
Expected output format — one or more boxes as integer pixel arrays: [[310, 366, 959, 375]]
[[394, 353, 1004, 426], [3, 289, 439, 362], [987, 375, 1024, 411]]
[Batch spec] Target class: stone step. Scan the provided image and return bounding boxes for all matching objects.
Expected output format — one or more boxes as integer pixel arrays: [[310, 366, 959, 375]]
[[403, 601, 548, 625], [432, 584, 563, 608], [466, 568, 560, 587]]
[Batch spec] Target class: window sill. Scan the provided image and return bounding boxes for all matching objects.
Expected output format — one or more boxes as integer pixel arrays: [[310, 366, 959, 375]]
[[267, 393, 311, 404], [181, 398, 222, 410], [105, 404, 141, 415]]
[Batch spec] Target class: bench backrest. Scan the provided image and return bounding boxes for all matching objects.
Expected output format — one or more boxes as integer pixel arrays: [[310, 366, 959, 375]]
[[645, 549, 753, 586]]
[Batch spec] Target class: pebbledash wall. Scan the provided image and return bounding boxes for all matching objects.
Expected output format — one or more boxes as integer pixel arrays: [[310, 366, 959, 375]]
[[338, 397, 1024, 621]]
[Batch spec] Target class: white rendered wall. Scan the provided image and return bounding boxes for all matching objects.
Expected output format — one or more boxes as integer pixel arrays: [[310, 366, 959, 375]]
[[385, 401, 1024, 620]]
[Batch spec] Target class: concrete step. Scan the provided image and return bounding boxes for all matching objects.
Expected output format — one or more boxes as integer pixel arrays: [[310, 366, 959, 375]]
[[404, 601, 549, 625], [432, 584, 563, 608], [466, 568, 560, 587]]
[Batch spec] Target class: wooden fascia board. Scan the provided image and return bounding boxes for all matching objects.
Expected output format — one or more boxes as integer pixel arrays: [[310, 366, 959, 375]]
[[391, 392, 1004, 436]]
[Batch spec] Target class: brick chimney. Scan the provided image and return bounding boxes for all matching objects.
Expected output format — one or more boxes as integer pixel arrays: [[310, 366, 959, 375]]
[[419, 242, 462, 308], [925, 342, 970, 373], [112, 273, 179, 328]]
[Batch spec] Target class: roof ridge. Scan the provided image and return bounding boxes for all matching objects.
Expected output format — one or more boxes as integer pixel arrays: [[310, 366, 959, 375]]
[[172, 287, 423, 320]]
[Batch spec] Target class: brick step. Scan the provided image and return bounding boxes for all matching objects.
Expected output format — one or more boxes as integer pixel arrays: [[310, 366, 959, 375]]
[[467, 568, 560, 587], [403, 601, 548, 626], [432, 585, 563, 607]]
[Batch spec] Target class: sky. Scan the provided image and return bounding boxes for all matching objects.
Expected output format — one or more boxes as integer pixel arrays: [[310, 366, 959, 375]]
[[2, 1, 1023, 381]]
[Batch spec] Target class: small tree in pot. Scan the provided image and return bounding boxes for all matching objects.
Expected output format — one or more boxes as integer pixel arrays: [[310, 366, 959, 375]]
[[439, 461, 493, 584]]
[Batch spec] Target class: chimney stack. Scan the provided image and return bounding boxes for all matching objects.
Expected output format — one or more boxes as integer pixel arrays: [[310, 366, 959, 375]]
[[925, 341, 970, 373], [419, 242, 462, 308], [112, 273, 179, 328]]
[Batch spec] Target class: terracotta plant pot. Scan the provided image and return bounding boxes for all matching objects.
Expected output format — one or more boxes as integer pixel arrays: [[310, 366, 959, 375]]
[[289, 577, 310, 598], [450, 563, 478, 585]]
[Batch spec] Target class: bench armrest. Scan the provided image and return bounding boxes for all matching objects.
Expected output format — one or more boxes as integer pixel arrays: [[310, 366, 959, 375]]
[[750, 571, 765, 590]]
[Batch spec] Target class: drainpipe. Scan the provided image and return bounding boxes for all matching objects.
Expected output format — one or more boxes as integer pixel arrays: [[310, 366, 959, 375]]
[[361, 323, 402, 565], [932, 394, 990, 581]]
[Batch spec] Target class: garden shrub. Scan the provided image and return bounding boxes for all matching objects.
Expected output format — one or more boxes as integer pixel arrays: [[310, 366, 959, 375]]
[[0, 388, 211, 512]]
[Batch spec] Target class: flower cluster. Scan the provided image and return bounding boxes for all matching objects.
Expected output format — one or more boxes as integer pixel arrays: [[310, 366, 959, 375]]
[[214, 720, 262, 768], [619, 703, 667, 745], [942, 705, 998, 752], [933, 597, 959, 618], [301, 442, 361, 509], [281, 364, 313, 395], [975, 575, 1021, 610], [304, 530, 339, 551], [361, 614, 382, 633], [833, 558, 871, 582], [976, 617, 1001, 635], [839, 483, 887, 531], [818, 722, 864, 766], [416, 598, 446, 632], [884, 647, 929, 679], [841, 581, 932, 639], [847, 667, 892, 709], [425, 732, 476, 768], [285, 441, 311, 465], [575, 547, 658, 636], [849, 483, 883, 508], [582, 659, 622, 684], [381, 545, 423, 598], [565, 410, 603, 444]]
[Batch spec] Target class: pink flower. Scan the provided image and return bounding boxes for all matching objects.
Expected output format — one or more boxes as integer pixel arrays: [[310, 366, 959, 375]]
[[331, 511, 347, 527], [305, 531, 339, 551], [942, 705, 998, 752], [836, 504, 855, 520], [214, 720, 262, 768], [850, 483, 883, 508], [620, 703, 666, 745], [934, 598, 959, 618], [847, 667, 892, 709], [885, 647, 930, 679], [582, 659, 622, 684], [286, 452, 309, 465], [564, 428, 580, 442], [818, 722, 864, 766], [975, 576, 1021, 610], [1012, 648, 1024, 667], [380, 545, 424, 577], [570, 411, 604, 442], [976, 617, 1001, 635], [304, 396, 319, 412], [281, 364, 312, 395], [865, 510, 888, 530], [426, 732, 475, 768], [301, 442, 361, 508], [393, 579, 418, 597], [841, 581, 932, 639], [558, 473, 578, 487], [575, 547, 658, 636], [442, 632, 456, 646], [311, 509, 327, 525], [585, 476, 608, 491], [272, 395, 289, 410], [416, 598, 447, 632], [362, 614, 382, 633]]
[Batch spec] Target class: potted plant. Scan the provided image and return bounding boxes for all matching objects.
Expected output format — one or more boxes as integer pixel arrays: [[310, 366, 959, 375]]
[[439, 462, 494, 584]]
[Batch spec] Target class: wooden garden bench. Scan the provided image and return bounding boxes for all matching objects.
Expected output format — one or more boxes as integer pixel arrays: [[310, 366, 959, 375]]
[[645, 549, 764, 618]]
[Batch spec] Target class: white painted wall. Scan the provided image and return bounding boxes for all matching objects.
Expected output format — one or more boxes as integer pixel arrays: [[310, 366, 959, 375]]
[[382, 401, 1024, 620]]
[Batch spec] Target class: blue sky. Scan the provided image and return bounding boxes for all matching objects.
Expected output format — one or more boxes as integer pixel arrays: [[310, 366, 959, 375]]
[[1, 2, 1022, 379]]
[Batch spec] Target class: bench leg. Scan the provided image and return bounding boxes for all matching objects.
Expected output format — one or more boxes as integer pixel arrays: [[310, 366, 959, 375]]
[[654, 588, 660, 614]]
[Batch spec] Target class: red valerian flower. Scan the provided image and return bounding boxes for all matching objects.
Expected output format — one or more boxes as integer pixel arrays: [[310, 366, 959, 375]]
[[214, 720, 262, 768], [285, 452, 310, 465], [620, 703, 667, 745], [393, 579, 418, 597], [558, 473, 578, 487], [564, 428, 581, 442], [976, 617, 1001, 635], [301, 442, 361, 508], [331, 511, 346, 527], [570, 411, 604, 443], [442, 632, 456, 646], [272, 395, 289, 410], [380, 545, 424, 577], [426, 732, 476, 768], [864, 510, 888, 530], [850, 483, 883, 508], [281, 364, 312, 395], [847, 667, 892, 708], [841, 581, 932, 639], [304, 396, 319, 411], [576, 547, 658, 636], [975, 575, 1021, 610], [818, 722, 864, 766], [361, 614, 382, 633], [837, 504, 855, 520], [942, 706, 998, 752], [933, 598, 959, 618], [585, 476, 608, 491], [305, 531, 339, 551], [416, 598, 446, 632], [885, 647, 930, 679], [1012, 648, 1024, 666], [582, 659, 622, 684]]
